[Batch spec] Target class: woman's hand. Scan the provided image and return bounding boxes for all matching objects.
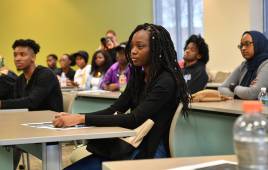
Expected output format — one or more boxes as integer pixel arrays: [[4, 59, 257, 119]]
[[103, 83, 119, 91], [66, 79, 78, 87], [250, 79, 257, 87], [0, 67, 9, 75], [52, 112, 85, 128]]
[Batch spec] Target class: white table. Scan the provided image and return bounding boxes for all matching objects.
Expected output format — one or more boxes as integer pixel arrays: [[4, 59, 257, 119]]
[[77, 90, 121, 99], [70, 90, 121, 113], [190, 99, 268, 115], [0, 110, 135, 170], [102, 155, 236, 170]]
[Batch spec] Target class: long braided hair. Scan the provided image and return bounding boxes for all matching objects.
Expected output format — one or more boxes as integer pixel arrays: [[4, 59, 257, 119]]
[[125, 23, 189, 115]]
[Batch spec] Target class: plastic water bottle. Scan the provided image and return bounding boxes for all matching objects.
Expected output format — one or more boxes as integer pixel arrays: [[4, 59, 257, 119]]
[[60, 72, 67, 87], [258, 87, 268, 106], [119, 73, 127, 92], [233, 101, 268, 170]]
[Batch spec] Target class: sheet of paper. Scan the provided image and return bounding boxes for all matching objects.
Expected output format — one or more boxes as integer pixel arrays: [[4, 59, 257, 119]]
[[21, 122, 90, 131], [168, 160, 237, 170], [78, 89, 108, 95]]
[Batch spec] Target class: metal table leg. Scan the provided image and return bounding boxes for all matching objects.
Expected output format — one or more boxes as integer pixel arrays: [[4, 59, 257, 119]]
[[42, 142, 62, 170]]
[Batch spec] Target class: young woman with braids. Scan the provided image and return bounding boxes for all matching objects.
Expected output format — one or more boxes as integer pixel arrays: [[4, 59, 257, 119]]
[[53, 23, 189, 170]]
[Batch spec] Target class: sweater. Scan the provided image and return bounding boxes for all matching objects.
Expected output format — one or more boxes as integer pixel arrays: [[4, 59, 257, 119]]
[[182, 61, 208, 94], [1, 66, 63, 112], [218, 59, 268, 100], [85, 71, 179, 159]]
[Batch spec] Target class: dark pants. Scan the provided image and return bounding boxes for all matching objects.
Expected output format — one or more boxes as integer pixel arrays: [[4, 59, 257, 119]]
[[64, 142, 167, 170]]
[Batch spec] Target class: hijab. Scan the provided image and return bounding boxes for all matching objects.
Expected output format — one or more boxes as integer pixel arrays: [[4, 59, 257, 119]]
[[240, 31, 268, 87]]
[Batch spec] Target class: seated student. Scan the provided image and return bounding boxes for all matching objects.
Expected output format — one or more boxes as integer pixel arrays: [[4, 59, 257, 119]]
[[100, 43, 130, 91], [0, 39, 63, 112], [56, 54, 76, 83], [46, 53, 59, 73], [5, 39, 63, 170], [52, 23, 189, 170], [106, 29, 119, 47], [71, 51, 91, 89], [100, 37, 117, 63], [182, 34, 209, 94], [218, 31, 268, 100], [87, 50, 112, 90]]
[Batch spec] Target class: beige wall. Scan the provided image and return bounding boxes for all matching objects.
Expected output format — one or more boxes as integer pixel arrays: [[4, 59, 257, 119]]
[[204, 0, 252, 72]]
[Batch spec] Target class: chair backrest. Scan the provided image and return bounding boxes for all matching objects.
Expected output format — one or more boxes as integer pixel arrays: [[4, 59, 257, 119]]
[[169, 103, 183, 157], [62, 92, 77, 113], [168, 104, 235, 158], [214, 71, 231, 83]]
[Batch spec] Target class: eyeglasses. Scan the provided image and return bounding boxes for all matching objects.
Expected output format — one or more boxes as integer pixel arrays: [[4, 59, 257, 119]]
[[237, 41, 253, 49]]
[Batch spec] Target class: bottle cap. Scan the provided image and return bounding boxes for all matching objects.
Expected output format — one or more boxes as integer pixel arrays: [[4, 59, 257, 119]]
[[261, 87, 267, 92], [242, 101, 263, 114]]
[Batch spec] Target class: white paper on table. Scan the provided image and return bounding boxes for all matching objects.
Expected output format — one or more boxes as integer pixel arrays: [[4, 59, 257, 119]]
[[168, 160, 237, 170], [21, 122, 90, 131], [77, 89, 108, 95]]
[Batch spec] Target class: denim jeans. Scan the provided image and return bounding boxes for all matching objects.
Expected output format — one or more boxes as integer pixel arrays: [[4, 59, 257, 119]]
[[64, 141, 167, 170]]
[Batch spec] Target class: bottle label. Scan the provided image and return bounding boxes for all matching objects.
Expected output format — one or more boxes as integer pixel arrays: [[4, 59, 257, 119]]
[[119, 74, 127, 92], [262, 97, 268, 106]]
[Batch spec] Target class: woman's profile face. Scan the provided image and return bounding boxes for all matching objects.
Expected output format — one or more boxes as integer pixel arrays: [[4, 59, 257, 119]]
[[59, 55, 70, 68], [106, 38, 114, 49], [95, 52, 105, 67], [130, 30, 151, 67], [75, 56, 87, 69]]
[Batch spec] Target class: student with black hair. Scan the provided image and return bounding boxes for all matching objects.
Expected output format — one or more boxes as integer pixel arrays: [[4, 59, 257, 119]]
[[0, 39, 63, 111], [0, 39, 63, 169], [182, 34, 209, 94], [72, 50, 91, 89], [219, 31, 268, 99], [46, 53, 58, 73], [53, 23, 189, 170], [56, 54, 76, 82], [87, 50, 112, 90]]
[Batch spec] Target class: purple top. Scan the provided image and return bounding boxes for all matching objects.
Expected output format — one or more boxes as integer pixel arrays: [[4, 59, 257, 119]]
[[100, 62, 131, 89]]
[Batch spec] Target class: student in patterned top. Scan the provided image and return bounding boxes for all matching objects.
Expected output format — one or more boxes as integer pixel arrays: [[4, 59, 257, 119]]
[[72, 51, 91, 89], [87, 50, 112, 90], [100, 43, 131, 91]]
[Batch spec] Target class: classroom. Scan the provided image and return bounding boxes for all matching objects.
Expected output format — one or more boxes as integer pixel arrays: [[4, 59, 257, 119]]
[[0, 0, 267, 169]]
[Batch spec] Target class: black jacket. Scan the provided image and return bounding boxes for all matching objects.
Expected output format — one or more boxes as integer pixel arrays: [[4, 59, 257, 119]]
[[183, 61, 208, 94], [85, 71, 179, 159], [55, 68, 75, 81], [2, 66, 63, 112], [0, 71, 17, 100]]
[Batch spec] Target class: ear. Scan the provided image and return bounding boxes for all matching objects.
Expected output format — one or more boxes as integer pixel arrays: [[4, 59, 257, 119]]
[[197, 54, 202, 60], [32, 54, 36, 62]]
